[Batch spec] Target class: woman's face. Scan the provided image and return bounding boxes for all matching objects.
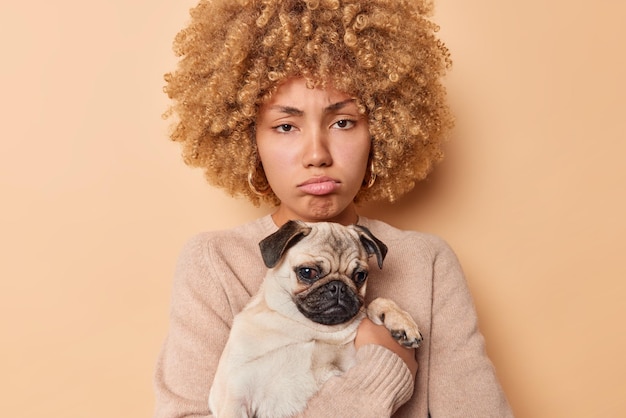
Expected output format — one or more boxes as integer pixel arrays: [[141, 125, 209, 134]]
[[256, 78, 371, 226]]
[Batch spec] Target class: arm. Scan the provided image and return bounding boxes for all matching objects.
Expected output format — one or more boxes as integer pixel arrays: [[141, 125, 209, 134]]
[[296, 343, 415, 418], [355, 317, 418, 379], [153, 234, 234, 418], [427, 237, 513, 417], [293, 318, 416, 418]]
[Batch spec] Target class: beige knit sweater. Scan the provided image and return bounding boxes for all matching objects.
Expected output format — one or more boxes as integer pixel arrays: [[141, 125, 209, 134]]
[[153, 215, 513, 417]]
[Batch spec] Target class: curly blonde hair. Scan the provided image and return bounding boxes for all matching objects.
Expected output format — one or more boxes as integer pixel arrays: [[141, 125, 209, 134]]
[[164, 0, 453, 206]]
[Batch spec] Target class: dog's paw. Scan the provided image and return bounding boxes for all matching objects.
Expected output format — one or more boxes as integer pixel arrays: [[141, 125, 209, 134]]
[[367, 297, 423, 348], [390, 328, 423, 348]]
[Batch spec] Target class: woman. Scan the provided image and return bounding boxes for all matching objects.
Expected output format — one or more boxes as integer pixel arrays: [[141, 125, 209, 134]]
[[154, 0, 513, 416]]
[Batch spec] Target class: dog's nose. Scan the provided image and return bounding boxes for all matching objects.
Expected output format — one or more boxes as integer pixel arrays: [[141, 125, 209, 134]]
[[327, 280, 347, 297]]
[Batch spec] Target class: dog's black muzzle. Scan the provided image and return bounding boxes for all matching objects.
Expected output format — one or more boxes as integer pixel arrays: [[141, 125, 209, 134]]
[[296, 280, 362, 325]]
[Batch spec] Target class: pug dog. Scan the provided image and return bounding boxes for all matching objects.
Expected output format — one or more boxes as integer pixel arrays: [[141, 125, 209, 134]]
[[209, 220, 422, 418]]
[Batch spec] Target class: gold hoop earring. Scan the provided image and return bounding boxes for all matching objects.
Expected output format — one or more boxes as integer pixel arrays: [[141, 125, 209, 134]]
[[248, 167, 271, 196], [365, 161, 376, 189]]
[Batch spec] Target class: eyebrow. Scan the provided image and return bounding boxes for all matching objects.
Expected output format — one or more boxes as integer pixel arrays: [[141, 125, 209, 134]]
[[325, 98, 356, 112], [269, 105, 304, 116], [268, 99, 356, 116]]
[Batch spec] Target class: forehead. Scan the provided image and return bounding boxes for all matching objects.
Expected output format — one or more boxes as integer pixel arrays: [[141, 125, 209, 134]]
[[287, 225, 368, 268]]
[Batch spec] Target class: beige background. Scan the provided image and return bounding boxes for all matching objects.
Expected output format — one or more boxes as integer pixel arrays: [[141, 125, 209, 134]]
[[1, 0, 624, 417]]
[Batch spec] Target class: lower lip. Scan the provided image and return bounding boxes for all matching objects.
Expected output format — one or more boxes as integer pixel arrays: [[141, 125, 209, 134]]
[[298, 181, 340, 196]]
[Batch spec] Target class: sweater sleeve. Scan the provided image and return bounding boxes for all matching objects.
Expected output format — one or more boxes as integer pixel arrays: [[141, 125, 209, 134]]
[[153, 233, 230, 418], [297, 344, 415, 417], [426, 237, 513, 417]]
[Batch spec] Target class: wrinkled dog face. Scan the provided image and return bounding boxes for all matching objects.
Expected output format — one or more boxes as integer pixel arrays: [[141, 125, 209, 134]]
[[289, 231, 369, 325], [259, 221, 387, 325]]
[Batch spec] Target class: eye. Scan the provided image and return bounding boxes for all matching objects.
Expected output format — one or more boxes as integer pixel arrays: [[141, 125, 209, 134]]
[[332, 119, 355, 129], [353, 270, 368, 285], [296, 267, 320, 283], [274, 123, 295, 133]]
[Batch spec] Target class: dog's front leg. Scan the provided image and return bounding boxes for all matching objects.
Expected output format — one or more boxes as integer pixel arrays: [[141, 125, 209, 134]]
[[209, 385, 251, 418], [209, 397, 250, 418], [366, 297, 423, 348]]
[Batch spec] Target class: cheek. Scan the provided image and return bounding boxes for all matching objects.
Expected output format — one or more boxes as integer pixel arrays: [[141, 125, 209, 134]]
[[259, 150, 295, 182], [337, 141, 370, 176], [257, 139, 292, 173]]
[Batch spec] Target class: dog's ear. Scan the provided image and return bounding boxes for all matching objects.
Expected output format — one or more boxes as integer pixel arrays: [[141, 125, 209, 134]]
[[352, 225, 388, 269], [259, 220, 313, 268]]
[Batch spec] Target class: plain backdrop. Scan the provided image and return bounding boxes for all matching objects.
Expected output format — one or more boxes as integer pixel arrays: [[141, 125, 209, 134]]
[[1, 0, 624, 417]]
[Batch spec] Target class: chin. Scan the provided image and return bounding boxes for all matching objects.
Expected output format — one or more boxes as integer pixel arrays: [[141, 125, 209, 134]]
[[305, 199, 354, 222]]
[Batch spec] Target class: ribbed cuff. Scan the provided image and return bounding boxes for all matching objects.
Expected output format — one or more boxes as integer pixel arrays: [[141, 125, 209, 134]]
[[334, 344, 415, 414]]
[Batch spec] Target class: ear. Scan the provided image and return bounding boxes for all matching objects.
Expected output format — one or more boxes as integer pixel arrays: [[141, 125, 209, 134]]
[[352, 225, 388, 269], [259, 220, 313, 268]]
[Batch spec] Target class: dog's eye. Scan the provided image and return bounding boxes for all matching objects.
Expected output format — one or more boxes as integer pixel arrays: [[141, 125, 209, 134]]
[[297, 267, 319, 283], [353, 271, 368, 284]]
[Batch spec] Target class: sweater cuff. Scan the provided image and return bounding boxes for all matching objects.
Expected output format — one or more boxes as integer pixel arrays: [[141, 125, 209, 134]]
[[341, 344, 415, 414]]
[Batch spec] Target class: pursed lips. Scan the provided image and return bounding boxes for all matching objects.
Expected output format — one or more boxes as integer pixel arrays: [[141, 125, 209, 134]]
[[297, 176, 341, 196]]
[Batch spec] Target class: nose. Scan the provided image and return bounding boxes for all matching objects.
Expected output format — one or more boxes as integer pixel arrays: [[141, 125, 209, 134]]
[[327, 280, 347, 298], [302, 129, 332, 167]]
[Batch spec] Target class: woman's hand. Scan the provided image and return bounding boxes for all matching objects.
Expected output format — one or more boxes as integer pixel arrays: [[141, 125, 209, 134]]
[[354, 318, 418, 379]]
